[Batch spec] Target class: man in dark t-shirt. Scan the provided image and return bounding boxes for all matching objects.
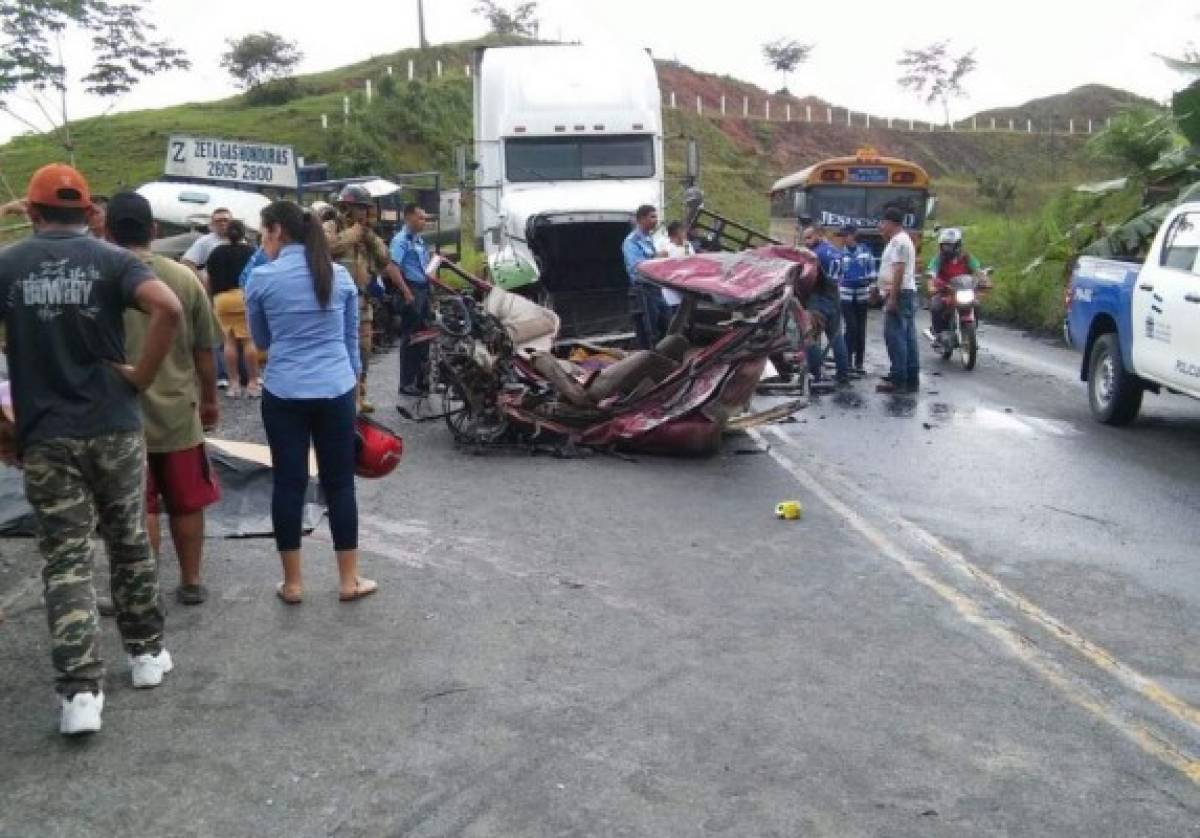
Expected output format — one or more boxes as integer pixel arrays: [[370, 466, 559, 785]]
[[0, 163, 183, 736]]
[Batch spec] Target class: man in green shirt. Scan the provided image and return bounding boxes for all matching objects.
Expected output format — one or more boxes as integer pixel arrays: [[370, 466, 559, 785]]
[[110, 192, 222, 606]]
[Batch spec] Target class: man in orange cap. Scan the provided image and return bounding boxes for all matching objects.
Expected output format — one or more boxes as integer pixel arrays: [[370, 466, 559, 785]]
[[0, 163, 183, 736]]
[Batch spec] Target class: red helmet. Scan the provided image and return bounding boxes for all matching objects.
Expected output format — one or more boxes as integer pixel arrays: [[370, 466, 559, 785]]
[[355, 416, 403, 478]]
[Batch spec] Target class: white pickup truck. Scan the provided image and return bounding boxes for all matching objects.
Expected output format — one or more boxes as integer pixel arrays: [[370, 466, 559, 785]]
[[1065, 202, 1200, 424]]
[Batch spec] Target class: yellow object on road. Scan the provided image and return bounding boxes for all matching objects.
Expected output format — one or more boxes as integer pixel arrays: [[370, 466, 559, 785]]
[[775, 501, 803, 520]]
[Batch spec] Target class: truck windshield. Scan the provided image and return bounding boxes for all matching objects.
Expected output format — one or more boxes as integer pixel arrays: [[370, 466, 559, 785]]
[[505, 135, 655, 182], [807, 186, 927, 229]]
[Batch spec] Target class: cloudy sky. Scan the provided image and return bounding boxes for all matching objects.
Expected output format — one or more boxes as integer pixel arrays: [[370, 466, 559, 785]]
[[0, 0, 1195, 144]]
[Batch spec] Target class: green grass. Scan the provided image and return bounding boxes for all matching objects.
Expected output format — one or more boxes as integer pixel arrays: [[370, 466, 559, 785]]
[[958, 183, 1143, 332]]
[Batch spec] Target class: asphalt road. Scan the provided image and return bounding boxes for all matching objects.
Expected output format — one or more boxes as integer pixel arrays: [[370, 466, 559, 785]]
[[2, 318, 1200, 837]]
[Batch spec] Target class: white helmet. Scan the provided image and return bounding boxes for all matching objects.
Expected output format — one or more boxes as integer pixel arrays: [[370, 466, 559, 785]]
[[938, 227, 963, 245]]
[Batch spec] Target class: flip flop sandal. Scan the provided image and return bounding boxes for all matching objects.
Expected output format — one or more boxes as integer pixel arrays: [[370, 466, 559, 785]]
[[339, 579, 378, 602], [176, 584, 208, 606], [275, 582, 303, 605]]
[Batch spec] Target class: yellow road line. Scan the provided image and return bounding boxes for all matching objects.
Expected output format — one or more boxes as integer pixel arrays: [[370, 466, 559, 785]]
[[755, 428, 1200, 784]]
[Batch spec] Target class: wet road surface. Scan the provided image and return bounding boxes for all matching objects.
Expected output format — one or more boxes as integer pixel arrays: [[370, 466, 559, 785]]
[[2, 320, 1200, 836]]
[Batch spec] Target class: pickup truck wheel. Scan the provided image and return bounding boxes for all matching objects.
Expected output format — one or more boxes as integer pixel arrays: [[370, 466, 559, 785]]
[[1088, 333, 1143, 425]]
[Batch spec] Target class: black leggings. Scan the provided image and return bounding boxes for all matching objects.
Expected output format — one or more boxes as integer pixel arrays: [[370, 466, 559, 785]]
[[841, 300, 869, 368], [261, 387, 358, 552]]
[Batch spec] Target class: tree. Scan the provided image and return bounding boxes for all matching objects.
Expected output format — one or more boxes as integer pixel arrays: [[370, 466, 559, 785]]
[[473, 1, 539, 37], [762, 39, 814, 94], [0, 0, 190, 164], [897, 41, 977, 127], [1087, 107, 1177, 174], [975, 173, 1019, 216], [1158, 42, 1200, 147], [220, 32, 303, 91]]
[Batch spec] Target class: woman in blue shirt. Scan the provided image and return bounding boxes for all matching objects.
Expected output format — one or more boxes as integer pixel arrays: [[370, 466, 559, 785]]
[[245, 200, 376, 604]]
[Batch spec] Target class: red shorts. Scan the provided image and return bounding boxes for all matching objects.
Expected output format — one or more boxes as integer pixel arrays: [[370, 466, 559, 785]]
[[145, 444, 221, 515]]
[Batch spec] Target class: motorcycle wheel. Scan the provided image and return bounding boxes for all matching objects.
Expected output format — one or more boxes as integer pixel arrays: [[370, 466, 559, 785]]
[[442, 374, 508, 445], [960, 323, 978, 371], [442, 377, 475, 443]]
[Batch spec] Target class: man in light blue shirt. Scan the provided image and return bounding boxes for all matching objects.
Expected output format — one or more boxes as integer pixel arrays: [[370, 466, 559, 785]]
[[389, 203, 431, 401], [622, 204, 664, 349]]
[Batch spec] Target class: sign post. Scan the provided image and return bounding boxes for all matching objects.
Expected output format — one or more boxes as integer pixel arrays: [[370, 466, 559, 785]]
[[165, 136, 299, 191]]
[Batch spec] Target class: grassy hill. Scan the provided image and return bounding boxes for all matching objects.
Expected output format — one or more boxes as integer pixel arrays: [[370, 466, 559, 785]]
[[971, 84, 1159, 127], [0, 36, 1128, 231]]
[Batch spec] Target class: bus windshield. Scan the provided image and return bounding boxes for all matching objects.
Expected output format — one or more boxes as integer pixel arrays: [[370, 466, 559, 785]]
[[807, 186, 926, 229], [505, 135, 655, 182]]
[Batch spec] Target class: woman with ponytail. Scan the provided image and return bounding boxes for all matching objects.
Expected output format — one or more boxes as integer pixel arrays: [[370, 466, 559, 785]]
[[245, 200, 376, 604]]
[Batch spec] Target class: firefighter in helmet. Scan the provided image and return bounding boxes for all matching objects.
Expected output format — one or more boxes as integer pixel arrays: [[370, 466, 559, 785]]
[[328, 185, 395, 413]]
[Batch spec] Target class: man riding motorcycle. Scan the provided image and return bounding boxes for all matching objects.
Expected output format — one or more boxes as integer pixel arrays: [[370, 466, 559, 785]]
[[926, 228, 984, 344]]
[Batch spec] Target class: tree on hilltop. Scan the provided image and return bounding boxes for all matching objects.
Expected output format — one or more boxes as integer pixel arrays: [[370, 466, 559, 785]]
[[474, 1, 540, 37], [897, 41, 977, 127], [0, 0, 190, 164], [762, 38, 813, 94], [221, 32, 304, 91]]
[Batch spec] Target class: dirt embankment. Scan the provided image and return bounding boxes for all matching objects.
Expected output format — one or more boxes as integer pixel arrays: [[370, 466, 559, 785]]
[[657, 61, 1106, 184]]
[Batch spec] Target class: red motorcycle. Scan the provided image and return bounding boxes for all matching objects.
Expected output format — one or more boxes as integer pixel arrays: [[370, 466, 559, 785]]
[[925, 270, 992, 371]]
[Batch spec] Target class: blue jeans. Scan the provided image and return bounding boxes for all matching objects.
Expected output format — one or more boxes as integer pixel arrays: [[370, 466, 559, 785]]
[[884, 289, 920, 386], [841, 299, 869, 369], [806, 293, 850, 381], [398, 285, 431, 393], [261, 387, 358, 552], [630, 281, 668, 350]]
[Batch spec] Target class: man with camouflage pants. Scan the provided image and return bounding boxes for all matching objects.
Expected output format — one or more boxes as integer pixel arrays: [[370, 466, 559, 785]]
[[0, 164, 182, 735], [328, 185, 410, 413]]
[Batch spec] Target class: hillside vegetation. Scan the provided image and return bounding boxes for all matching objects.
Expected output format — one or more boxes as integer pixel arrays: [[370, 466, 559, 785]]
[[0, 37, 1150, 331], [1, 37, 1121, 221]]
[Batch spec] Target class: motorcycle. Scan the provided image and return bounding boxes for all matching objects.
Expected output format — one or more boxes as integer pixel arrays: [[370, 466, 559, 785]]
[[420, 247, 818, 456], [925, 269, 991, 371]]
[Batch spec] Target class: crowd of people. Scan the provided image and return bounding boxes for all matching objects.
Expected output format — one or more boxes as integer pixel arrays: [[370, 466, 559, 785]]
[[0, 164, 432, 736], [620, 203, 930, 395], [0, 160, 974, 738]]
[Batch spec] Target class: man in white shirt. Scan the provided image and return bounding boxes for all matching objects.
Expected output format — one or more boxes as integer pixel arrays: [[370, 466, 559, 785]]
[[661, 220, 693, 315], [181, 207, 233, 276], [875, 207, 920, 393]]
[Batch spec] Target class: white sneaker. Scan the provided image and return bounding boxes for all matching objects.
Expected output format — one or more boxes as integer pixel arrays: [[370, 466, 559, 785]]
[[60, 690, 104, 735], [128, 648, 174, 689]]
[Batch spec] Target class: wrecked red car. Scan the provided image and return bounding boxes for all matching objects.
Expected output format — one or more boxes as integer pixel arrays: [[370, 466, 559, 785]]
[[426, 246, 818, 456]]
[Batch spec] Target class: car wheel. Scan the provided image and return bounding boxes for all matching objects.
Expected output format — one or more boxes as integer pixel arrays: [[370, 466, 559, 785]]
[[1088, 333, 1142, 425]]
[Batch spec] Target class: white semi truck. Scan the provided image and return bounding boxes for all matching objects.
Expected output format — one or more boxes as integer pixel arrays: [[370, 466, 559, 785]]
[[471, 44, 665, 338]]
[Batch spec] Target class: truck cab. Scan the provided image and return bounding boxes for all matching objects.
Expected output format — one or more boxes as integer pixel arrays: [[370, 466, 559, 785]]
[[1066, 202, 1200, 423], [472, 45, 665, 339]]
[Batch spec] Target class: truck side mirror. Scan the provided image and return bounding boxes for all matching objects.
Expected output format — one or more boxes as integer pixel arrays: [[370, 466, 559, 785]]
[[682, 186, 704, 228], [793, 192, 809, 219], [925, 195, 938, 221], [685, 138, 701, 185], [455, 145, 469, 186]]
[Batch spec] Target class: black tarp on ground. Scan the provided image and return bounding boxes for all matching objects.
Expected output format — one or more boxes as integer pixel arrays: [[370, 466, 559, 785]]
[[0, 448, 323, 539]]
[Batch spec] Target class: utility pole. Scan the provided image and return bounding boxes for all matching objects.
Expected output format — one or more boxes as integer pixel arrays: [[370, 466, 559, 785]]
[[417, 0, 428, 50]]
